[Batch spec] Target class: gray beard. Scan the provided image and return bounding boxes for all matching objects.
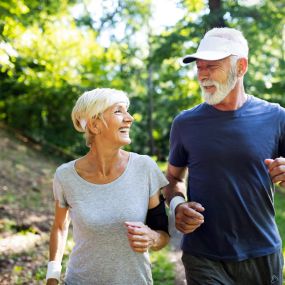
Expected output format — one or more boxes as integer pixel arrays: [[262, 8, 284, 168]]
[[200, 66, 238, 105]]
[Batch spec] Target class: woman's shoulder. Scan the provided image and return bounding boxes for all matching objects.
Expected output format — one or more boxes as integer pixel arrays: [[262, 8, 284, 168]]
[[55, 160, 76, 177], [130, 152, 158, 168]]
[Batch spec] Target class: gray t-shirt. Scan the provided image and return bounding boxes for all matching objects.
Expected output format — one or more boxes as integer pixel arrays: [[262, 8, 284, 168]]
[[53, 152, 168, 285]]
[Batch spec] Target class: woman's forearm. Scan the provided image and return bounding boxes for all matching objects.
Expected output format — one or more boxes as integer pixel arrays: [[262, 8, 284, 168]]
[[49, 223, 69, 261]]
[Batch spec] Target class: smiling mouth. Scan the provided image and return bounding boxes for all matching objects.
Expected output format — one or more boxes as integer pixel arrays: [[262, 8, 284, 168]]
[[202, 85, 216, 93], [203, 85, 215, 89], [119, 127, 130, 134]]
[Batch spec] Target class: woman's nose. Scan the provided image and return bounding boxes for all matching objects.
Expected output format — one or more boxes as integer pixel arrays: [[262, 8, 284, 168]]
[[125, 112, 134, 122]]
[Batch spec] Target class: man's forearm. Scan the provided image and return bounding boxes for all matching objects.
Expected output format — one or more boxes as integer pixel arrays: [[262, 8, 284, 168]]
[[163, 180, 187, 206]]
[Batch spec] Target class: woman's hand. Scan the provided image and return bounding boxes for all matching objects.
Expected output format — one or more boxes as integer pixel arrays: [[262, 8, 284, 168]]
[[46, 278, 58, 285], [125, 221, 159, 253]]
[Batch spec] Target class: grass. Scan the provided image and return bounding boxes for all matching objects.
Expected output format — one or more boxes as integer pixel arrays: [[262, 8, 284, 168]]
[[150, 247, 175, 285]]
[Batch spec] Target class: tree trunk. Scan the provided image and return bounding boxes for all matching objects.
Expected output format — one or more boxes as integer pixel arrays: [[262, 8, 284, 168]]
[[208, 0, 226, 28], [147, 64, 155, 155]]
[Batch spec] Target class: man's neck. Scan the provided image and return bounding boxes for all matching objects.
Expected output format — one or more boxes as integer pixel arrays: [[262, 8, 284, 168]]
[[212, 83, 247, 111]]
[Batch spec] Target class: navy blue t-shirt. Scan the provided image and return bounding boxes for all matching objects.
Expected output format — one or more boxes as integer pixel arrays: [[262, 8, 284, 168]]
[[169, 95, 285, 261]]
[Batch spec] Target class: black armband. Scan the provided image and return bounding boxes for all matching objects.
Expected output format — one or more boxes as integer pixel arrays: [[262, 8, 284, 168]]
[[146, 195, 169, 235]]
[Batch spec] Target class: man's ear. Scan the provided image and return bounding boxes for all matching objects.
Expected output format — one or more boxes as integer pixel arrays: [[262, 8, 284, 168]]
[[237, 58, 248, 77]]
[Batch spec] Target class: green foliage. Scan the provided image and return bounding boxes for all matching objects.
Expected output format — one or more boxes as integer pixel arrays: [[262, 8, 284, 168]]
[[0, 0, 284, 159], [150, 247, 175, 285], [34, 266, 46, 280], [275, 191, 285, 242], [223, 0, 285, 105], [0, 218, 16, 233], [274, 190, 285, 284]]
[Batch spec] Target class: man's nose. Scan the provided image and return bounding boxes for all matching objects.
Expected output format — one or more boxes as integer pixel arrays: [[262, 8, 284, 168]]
[[197, 68, 209, 81]]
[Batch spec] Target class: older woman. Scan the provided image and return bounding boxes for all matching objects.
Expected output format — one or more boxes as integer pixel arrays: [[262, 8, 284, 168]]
[[46, 88, 169, 285]]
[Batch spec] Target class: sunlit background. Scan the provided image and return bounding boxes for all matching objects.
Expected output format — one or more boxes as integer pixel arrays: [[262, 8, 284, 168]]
[[0, 0, 284, 284]]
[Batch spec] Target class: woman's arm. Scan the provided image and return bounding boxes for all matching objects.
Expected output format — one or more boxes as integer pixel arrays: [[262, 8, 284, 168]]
[[46, 201, 70, 285], [125, 191, 170, 253]]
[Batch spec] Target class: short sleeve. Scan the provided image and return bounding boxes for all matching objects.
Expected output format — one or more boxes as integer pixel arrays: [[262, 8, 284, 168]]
[[168, 117, 188, 167], [53, 172, 68, 208], [146, 157, 169, 197]]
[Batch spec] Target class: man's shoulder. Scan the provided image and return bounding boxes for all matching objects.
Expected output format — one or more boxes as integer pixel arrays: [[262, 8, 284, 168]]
[[248, 95, 285, 118], [250, 95, 280, 109], [174, 103, 206, 122]]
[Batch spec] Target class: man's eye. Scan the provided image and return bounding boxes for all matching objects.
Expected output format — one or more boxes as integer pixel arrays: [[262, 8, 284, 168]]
[[115, 110, 122, 113]]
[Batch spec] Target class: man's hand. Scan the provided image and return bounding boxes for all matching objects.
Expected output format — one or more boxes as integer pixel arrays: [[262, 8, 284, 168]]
[[175, 202, 205, 234], [265, 157, 285, 187]]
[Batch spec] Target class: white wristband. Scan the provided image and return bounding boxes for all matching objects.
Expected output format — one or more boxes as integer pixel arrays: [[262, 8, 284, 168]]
[[46, 261, 62, 281], [170, 196, 186, 215]]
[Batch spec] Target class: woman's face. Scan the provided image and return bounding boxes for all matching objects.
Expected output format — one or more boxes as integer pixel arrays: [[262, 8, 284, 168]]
[[97, 102, 134, 147]]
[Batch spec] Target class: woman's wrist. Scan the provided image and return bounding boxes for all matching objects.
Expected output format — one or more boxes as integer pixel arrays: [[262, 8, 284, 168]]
[[46, 260, 62, 281], [148, 229, 160, 249]]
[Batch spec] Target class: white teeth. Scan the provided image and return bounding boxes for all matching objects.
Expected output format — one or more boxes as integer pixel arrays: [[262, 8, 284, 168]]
[[120, 128, 129, 132]]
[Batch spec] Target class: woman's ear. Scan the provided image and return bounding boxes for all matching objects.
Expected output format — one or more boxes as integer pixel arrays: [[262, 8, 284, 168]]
[[87, 118, 101, 135]]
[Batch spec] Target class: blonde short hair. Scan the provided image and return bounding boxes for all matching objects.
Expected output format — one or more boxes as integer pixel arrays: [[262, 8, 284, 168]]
[[71, 88, 130, 146]]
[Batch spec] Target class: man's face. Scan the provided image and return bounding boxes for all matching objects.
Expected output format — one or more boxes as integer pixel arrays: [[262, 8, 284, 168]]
[[196, 57, 238, 105]]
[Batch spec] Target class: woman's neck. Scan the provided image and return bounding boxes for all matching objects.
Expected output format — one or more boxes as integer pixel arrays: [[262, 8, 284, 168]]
[[74, 148, 130, 184], [86, 148, 126, 176]]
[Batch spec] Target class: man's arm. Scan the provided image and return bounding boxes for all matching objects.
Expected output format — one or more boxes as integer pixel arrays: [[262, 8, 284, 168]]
[[163, 163, 205, 234], [164, 164, 187, 205]]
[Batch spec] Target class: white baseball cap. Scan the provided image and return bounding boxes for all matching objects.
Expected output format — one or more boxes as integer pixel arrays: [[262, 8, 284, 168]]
[[182, 36, 248, 64]]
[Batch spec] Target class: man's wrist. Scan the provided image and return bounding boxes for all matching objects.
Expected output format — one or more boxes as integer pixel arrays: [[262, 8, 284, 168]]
[[166, 192, 185, 205], [170, 196, 186, 215]]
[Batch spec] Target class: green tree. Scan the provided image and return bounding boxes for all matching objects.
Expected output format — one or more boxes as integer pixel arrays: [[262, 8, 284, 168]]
[[0, 0, 284, 160]]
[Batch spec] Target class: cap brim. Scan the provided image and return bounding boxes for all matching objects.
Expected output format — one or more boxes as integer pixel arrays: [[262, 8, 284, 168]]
[[182, 51, 232, 64]]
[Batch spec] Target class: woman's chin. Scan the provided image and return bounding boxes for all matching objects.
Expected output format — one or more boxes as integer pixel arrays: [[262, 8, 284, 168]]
[[120, 138, 132, 146]]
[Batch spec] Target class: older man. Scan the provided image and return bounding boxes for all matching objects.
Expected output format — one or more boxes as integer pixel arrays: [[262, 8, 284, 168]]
[[164, 27, 284, 285]]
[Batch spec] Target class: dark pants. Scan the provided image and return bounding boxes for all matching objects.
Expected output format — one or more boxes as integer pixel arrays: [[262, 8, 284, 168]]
[[182, 251, 284, 285]]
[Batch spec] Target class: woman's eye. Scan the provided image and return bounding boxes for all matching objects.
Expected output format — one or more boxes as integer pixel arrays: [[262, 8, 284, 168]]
[[115, 110, 122, 113]]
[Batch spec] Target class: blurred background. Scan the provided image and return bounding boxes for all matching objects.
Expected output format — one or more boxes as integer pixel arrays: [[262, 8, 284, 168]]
[[0, 0, 284, 284]]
